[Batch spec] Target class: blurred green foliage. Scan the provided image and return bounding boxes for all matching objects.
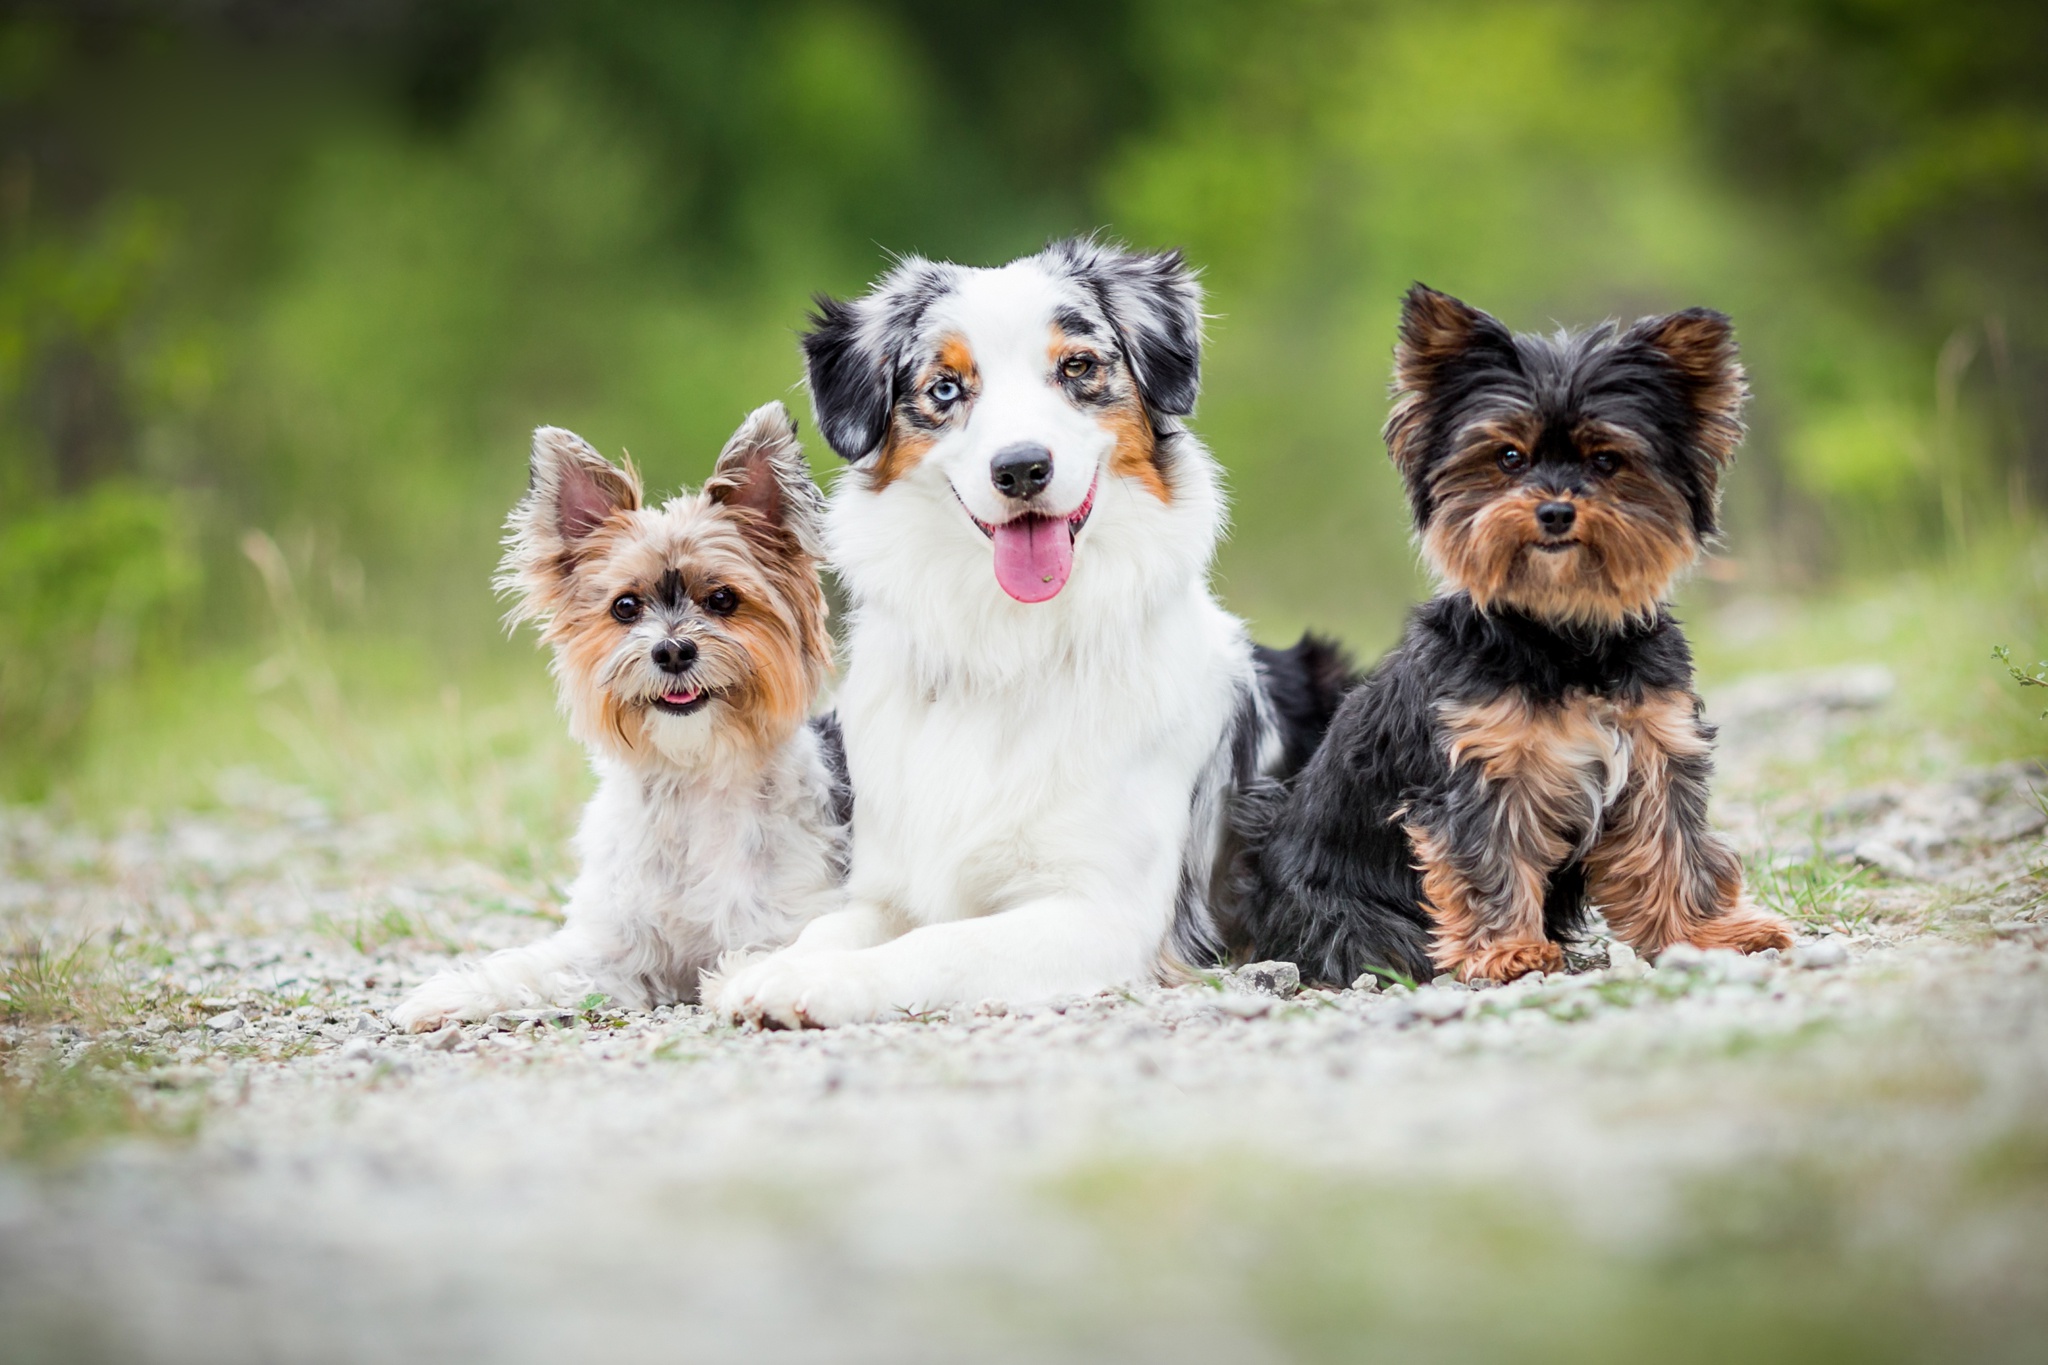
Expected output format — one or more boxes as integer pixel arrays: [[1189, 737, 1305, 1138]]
[[1, 0, 2044, 797]]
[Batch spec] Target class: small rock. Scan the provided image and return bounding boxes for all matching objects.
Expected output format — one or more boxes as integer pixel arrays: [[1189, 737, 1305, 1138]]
[[206, 1010, 246, 1033], [973, 999, 1010, 1017], [1227, 961, 1302, 997], [423, 1023, 462, 1052], [1658, 943, 1708, 973], [1851, 840, 1922, 880], [1348, 973, 1383, 994], [1413, 990, 1469, 1023], [339, 1037, 375, 1062], [1606, 942, 1642, 977], [1793, 938, 1849, 970], [352, 1014, 388, 1036]]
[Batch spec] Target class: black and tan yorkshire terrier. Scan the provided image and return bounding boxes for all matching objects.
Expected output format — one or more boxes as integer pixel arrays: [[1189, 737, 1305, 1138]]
[[1235, 285, 1793, 986]]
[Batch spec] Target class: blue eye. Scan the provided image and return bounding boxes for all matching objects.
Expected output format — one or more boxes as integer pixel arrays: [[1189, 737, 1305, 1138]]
[[930, 378, 962, 405]]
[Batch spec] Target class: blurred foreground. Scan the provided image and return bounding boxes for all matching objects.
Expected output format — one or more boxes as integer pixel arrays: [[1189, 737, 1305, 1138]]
[[3, 630, 2045, 1363]]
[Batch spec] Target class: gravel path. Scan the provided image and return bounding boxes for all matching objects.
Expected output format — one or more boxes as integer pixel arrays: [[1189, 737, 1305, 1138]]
[[3, 670, 2045, 1363]]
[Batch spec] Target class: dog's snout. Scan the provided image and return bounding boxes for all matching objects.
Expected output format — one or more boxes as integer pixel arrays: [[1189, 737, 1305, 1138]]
[[651, 638, 698, 675], [1535, 501, 1577, 537], [990, 444, 1054, 501]]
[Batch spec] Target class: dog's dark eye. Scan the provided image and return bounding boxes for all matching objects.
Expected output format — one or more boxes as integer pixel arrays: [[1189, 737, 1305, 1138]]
[[704, 586, 739, 616], [1497, 447, 1529, 474], [929, 378, 962, 405], [611, 594, 643, 623], [1060, 354, 1096, 380], [1589, 452, 1622, 475]]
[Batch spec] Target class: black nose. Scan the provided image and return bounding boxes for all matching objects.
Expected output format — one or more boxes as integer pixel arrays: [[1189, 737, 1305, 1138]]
[[990, 443, 1053, 500], [650, 638, 697, 675], [1535, 501, 1577, 536]]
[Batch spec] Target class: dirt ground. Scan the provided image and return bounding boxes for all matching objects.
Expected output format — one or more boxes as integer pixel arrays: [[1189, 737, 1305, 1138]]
[[2, 666, 2045, 1364]]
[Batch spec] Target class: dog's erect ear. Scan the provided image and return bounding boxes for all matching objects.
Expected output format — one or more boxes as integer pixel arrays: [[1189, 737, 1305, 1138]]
[[1626, 308, 1747, 470], [1051, 238, 1204, 418], [500, 428, 641, 624], [706, 400, 827, 558], [1385, 284, 1515, 477], [801, 293, 892, 463], [523, 426, 641, 546]]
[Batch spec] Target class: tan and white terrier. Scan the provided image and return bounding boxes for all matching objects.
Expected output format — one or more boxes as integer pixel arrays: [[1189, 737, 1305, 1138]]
[[394, 402, 848, 1030]]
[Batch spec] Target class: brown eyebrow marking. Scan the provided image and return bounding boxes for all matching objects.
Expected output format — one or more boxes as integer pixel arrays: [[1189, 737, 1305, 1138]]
[[1049, 322, 1170, 504], [865, 334, 979, 493]]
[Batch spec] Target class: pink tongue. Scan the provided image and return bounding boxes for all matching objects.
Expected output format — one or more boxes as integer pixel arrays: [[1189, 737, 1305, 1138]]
[[991, 515, 1074, 603]]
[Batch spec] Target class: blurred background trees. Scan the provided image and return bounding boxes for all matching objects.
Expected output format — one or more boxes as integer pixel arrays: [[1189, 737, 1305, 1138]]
[[2, 0, 2044, 798]]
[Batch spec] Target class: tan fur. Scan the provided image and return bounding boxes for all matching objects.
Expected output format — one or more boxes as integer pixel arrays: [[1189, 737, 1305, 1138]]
[[501, 420, 830, 768], [862, 334, 979, 493], [1635, 311, 1746, 468], [1586, 690, 1792, 957], [1421, 451, 1697, 630], [1410, 693, 1627, 980], [538, 503, 829, 761], [1384, 286, 1493, 475], [1049, 328, 1171, 503]]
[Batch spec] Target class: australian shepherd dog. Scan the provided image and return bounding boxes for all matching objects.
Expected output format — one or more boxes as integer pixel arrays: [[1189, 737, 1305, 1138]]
[[714, 238, 1346, 1027]]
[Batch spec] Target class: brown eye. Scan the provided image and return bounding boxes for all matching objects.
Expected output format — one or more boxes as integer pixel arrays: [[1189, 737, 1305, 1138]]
[[1497, 447, 1529, 474], [611, 594, 643, 623], [1060, 354, 1095, 380], [704, 586, 739, 616], [1590, 452, 1621, 475]]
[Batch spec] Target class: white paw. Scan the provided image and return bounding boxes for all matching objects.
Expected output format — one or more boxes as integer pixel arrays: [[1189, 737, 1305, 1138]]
[[715, 950, 892, 1029], [390, 972, 497, 1034]]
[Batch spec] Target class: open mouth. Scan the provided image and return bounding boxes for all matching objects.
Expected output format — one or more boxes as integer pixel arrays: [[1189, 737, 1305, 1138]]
[[650, 686, 712, 716], [957, 473, 1099, 604], [1533, 539, 1581, 555]]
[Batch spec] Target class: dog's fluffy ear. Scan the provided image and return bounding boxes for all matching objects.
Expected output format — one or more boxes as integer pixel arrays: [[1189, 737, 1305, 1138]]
[[501, 427, 641, 621], [801, 257, 950, 464], [523, 426, 641, 545], [1384, 283, 1516, 479], [705, 400, 827, 558], [1050, 237, 1205, 418], [802, 293, 892, 463], [1625, 308, 1747, 470]]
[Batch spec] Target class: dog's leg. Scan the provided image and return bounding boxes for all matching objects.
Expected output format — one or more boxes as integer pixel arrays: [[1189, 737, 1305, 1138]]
[[1405, 818, 1562, 984], [391, 928, 622, 1032], [1589, 691, 1793, 958], [717, 895, 1163, 1028], [1406, 695, 1617, 982], [775, 902, 900, 956]]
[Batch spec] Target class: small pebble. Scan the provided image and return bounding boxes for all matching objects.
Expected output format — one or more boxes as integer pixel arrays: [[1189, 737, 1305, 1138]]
[[1793, 939, 1849, 970], [207, 1010, 247, 1033]]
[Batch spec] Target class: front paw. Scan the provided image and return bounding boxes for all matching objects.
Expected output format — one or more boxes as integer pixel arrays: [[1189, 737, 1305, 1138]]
[[1451, 938, 1565, 984], [715, 951, 892, 1029], [391, 973, 493, 1034], [1682, 901, 1795, 956]]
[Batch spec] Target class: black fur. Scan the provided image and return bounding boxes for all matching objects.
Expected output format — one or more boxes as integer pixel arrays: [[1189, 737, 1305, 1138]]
[[1045, 238, 1203, 419], [1252, 633, 1360, 780], [801, 294, 895, 463], [1234, 286, 1749, 986], [800, 239, 1203, 466], [1389, 286, 1742, 540], [1234, 594, 1699, 986], [808, 710, 854, 831]]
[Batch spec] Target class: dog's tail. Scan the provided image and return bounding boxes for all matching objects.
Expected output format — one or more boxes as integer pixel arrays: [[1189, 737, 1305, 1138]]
[[1252, 632, 1360, 780]]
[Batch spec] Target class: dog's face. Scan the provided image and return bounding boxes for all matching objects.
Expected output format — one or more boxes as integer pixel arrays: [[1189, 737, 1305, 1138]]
[[1383, 284, 1746, 631], [801, 238, 1202, 603], [501, 403, 831, 768]]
